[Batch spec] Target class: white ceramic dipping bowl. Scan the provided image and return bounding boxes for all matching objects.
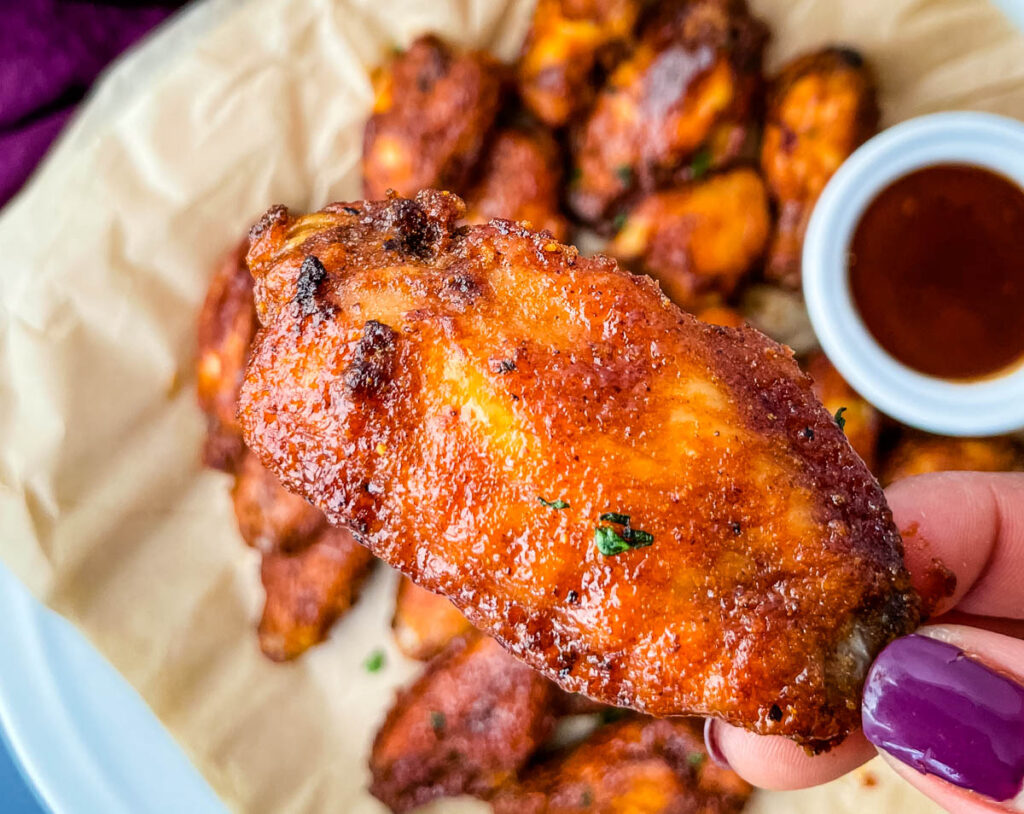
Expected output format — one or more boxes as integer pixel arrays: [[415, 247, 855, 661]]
[[803, 111, 1024, 436]]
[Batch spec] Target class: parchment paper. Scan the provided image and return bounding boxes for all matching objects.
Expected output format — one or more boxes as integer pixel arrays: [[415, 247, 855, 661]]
[[1, 0, 1021, 811]]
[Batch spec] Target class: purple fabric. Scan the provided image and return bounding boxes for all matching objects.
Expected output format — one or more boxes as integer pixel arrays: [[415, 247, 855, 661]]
[[0, 1, 181, 208]]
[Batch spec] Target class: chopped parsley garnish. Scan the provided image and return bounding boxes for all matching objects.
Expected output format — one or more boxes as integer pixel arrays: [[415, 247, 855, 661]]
[[539, 496, 570, 510], [687, 752, 707, 768], [595, 512, 654, 556], [568, 165, 583, 187], [612, 212, 628, 232], [690, 147, 712, 180], [430, 711, 446, 732], [834, 406, 848, 431], [615, 164, 634, 186], [580, 788, 594, 807], [363, 649, 386, 673]]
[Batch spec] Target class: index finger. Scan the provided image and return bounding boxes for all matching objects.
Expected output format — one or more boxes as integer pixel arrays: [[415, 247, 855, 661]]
[[886, 471, 1024, 619]]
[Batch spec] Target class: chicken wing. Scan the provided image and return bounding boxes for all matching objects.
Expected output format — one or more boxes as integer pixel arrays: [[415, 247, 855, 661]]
[[196, 237, 376, 660], [232, 448, 326, 553], [363, 35, 503, 200], [259, 525, 375, 661], [880, 433, 1022, 487], [491, 717, 752, 814], [760, 47, 878, 287], [608, 167, 770, 310], [239, 190, 919, 749], [392, 575, 473, 661], [464, 124, 569, 241], [804, 352, 881, 473], [569, 0, 767, 225], [369, 633, 556, 812], [517, 0, 641, 128], [196, 240, 258, 472]]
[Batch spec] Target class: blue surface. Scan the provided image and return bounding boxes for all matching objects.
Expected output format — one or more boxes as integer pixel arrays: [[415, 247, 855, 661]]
[[0, 730, 46, 813]]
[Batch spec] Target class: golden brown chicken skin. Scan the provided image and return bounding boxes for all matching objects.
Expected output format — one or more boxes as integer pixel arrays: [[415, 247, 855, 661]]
[[369, 633, 556, 812], [569, 0, 767, 225], [392, 575, 473, 661], [196, 240, 258, 472], [492, 717, 752, 814], [363, 36, 503, 200], [880, 433, 1022, 487], [760, 47, 878, 287], [804, 353, 881, 473], [608, 168, 770, 310], [464, 125, 569, 241], [239, 190, 918, 750], [517, 0, 641, 128], [259, 526, 375, 661]]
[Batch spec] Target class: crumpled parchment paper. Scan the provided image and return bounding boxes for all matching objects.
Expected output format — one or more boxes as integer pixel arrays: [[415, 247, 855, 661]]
[[1, 0, 1021, 810]]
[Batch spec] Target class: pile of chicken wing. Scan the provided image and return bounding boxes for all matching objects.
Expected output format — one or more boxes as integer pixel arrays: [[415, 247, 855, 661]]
[[195, 1, 1023, 811]]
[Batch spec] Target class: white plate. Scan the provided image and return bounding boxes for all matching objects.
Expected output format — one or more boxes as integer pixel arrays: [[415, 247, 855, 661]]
[[0, 563, 225, 814]]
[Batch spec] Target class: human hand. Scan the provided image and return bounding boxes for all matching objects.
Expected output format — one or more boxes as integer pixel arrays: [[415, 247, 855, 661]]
[[704, 471, 1024, 811]]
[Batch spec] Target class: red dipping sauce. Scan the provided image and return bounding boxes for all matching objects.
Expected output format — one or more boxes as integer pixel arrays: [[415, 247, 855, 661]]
[[848, 164, 1024, 380]]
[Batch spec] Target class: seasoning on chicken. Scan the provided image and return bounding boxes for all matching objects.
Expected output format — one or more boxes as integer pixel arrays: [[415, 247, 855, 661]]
[[491, 717, 752, 814], [804, 352, 881, 473], [760, 47, 878, 287], [363, 35, 503, 199], [392, 575, 473, 661], [239, 190, 919, 750], [517, 0, 641, 128], [369, 633, 556, 812], [464, 124, 570, 241], [569, 0, 767, 226], [196, 240, 258, 472], [880, 433, 1022, 487], [608, 167, 770, 310]]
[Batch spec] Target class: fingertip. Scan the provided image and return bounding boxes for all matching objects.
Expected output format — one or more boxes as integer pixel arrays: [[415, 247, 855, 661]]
[[704, 719, 875, 790]]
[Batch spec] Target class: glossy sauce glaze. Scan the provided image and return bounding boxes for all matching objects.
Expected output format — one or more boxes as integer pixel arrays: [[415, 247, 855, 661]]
[[849, 164, 1024, 380]]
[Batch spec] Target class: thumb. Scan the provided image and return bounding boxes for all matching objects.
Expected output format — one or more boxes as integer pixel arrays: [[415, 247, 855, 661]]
[[862, 624, 1024, 811]]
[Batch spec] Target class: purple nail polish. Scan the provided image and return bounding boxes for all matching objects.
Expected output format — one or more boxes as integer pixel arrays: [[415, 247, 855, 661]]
[[863, 634, 1024, 801], [703, 717, 731, 770]]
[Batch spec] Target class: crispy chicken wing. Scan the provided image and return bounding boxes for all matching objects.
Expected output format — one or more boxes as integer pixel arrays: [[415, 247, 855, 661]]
[[464, 124, 569, 241], [363, 35, 503, 200], [196, 238, 376, 660], [491, 717, 752, 814], [239, 190, 919, 749], [232, 449, 326, 553], [608, 167, 770, 310], [804, 353, 881, 473], [517, 0, 641, 128], [196, 240, 258, 472], [392, 575, 473, 661], [760, 47, 878, 287], [369, 633, 556, 812], [259, 526, 375, 661], [880, 433, 1022, 487], [569, 0, 767, 225]]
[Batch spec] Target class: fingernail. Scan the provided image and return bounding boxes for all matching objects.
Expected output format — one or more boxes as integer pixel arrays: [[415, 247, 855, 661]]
[[863, 634, 1024, 801], [703, 718, 731, 770]]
